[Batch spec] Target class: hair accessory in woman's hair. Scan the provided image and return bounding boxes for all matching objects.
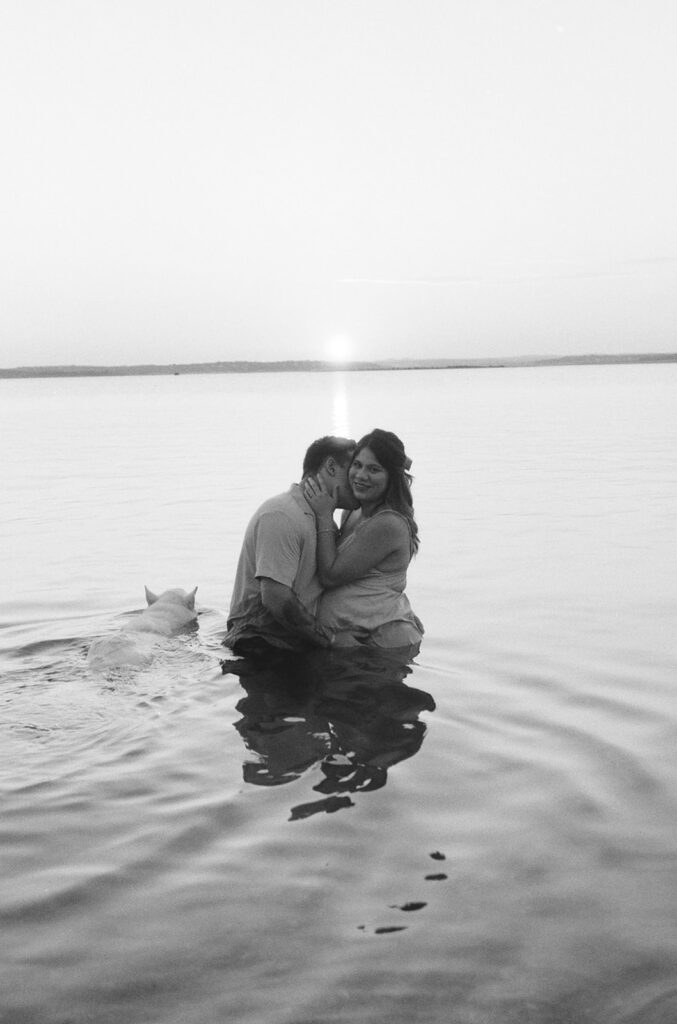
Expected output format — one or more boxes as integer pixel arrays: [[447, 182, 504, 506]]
[[403, 456, 412, 470]]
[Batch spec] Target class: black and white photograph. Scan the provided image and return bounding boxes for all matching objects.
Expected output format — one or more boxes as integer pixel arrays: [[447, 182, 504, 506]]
[[2, 2, 676, 1022]]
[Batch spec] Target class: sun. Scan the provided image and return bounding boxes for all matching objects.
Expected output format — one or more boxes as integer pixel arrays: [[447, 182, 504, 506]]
[[325, 333, 354, 365]]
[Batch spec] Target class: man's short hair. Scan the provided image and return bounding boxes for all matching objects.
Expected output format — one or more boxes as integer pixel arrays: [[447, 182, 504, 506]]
[[302, 436, 356, 475]]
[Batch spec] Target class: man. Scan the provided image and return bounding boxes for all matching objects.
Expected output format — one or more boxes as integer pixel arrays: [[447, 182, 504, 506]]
[[223, 435, 357, 657]]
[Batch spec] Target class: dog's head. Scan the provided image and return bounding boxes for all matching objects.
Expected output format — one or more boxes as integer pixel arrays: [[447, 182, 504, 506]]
[[144, 586, 198, 610]]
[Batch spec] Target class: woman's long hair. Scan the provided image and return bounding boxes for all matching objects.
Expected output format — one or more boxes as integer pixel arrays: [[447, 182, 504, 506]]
[[353, 429, 419, 552]]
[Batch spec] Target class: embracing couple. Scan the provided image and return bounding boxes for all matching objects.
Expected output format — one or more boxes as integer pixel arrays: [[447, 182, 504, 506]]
[[223, 429, 423, 658]]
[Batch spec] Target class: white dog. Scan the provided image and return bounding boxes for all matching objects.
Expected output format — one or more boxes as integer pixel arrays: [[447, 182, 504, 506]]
[[87, 586, 198, 672]]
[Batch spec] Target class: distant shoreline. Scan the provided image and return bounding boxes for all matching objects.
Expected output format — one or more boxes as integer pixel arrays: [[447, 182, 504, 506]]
[[1, 352, 676, 380]]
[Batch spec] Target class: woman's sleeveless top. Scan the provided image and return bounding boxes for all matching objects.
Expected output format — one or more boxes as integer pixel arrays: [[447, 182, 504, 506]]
[[316, 509, 424, 648]]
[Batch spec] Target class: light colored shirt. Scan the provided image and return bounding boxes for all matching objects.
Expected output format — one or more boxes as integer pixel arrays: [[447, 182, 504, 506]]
[[224, 484, 321, 650]]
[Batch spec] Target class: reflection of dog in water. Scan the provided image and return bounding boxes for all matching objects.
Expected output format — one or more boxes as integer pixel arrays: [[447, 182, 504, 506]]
[[225, 648, 435, 820], [87, 586, 198, 672]]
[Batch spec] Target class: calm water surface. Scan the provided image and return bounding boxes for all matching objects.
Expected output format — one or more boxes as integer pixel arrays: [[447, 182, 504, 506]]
[[1, 366, 676, 1023]]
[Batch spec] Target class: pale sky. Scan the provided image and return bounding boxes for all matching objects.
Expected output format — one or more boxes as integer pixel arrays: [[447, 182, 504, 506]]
[[2, 0, 676, 367]]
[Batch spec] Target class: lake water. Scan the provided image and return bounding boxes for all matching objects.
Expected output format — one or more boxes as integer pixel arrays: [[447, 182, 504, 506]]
[[1, 365, 676, 1024]]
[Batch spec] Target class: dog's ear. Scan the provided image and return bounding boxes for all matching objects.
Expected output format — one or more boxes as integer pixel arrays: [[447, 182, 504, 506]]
[[145, 586, 159, 606], [186, 586, 198, 609]]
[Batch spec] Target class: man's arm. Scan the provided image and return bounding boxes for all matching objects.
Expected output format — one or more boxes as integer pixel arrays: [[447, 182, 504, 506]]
[[259, 578, 332, 648]]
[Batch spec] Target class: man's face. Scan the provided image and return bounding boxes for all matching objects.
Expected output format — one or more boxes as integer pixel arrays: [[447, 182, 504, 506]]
[[323, 455, 360, 510]]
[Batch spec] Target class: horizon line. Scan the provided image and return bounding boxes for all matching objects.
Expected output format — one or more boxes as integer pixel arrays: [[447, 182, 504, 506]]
[[1, 352, 677, 380]]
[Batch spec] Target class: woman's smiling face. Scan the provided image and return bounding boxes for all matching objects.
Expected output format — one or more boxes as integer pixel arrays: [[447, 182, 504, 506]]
[[349, 446, 389, 508]]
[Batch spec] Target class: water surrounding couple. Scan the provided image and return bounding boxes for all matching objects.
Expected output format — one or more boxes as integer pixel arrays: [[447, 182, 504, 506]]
[[223, 428, 423, 659]]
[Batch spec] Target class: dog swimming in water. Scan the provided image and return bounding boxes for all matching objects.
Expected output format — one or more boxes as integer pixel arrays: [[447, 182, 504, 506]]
[[87, 586, 198, 672]]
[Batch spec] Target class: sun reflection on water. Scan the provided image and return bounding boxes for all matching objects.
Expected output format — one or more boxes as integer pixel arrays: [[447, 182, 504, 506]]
[[331, 370, 351, 437]]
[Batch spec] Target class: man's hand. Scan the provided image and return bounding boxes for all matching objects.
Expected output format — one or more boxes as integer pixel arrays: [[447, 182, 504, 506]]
[[260, 578, 333, 648], [303, 475, 337, 521]]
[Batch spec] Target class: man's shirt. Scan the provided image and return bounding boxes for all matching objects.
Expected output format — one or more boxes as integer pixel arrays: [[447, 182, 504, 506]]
[[223, 484, 321, 650]]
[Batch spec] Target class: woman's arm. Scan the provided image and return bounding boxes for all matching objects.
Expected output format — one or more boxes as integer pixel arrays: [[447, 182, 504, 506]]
[[304, 478, 408, 587]]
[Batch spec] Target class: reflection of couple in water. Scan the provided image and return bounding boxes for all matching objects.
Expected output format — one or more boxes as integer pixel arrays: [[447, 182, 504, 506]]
[[231, 647, 435, 820], [222, 428, 433, 814]]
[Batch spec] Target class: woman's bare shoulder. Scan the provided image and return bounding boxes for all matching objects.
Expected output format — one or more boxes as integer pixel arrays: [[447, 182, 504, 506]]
[[368, 509, 411, 535]]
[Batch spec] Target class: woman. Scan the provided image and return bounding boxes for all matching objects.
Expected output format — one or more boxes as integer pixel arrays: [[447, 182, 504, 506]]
[[303, 428, 424, 649]]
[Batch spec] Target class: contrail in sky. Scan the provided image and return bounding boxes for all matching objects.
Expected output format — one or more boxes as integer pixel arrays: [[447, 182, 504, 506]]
[[337, 256, 677, 287]]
